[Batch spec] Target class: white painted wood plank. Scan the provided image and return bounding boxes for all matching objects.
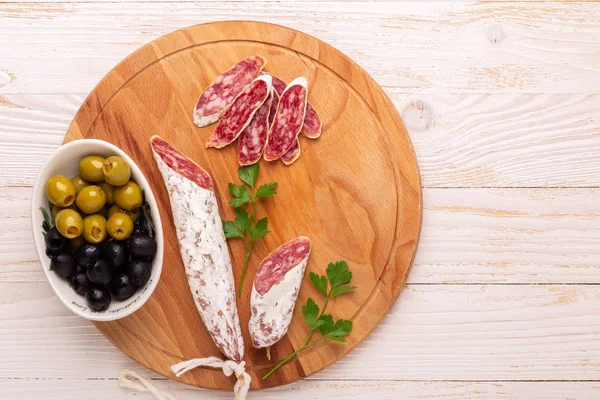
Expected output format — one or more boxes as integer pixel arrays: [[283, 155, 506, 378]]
[[1, 379, 599, 400], [1, 283, 600, 380], [0, 2, 599, 94], [5, 186, 600, 283], [2, 93, 599, 188]]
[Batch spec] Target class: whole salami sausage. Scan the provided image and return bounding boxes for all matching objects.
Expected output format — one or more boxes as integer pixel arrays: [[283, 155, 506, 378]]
[[263, 77, 308, 161], [206, 74, 272, 149], [281, 138, 301, 165], [151, 135, 244, 362], [249, 237, 312, 350], [264, 73, 322, 139], [194, 55, 267, 128], [237, 89, 274, 166]]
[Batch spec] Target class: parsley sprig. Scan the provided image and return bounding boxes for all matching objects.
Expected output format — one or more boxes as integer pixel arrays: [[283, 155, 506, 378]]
[[262, 261, 356, 380], [222, 164, 277, 297]]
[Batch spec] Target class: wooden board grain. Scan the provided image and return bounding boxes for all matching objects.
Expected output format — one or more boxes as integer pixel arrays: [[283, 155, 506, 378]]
[[61, 21, 422, 390]]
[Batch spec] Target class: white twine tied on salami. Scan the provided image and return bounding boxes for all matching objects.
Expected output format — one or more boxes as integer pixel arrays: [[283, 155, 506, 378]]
[[119, 358, 251, 400]]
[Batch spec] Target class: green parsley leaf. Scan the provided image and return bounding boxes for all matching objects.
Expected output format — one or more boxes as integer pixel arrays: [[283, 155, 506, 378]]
[[229, 185, 252, 207], [326, 261, 352, 288], [238, 164, 260, 189], [309, 272, 328, 296], [302, 298, 320, 328], [222, 221, 242, 239], [234, 207, 251, 234], [332, 285, 357, 298], [249, 217, 269, 240], [228, 182, 242, 198], [255, 182, 278, 199], [327, 319, 353, 338], [328, 336, 347, 343], [317, 314, 334, 335]]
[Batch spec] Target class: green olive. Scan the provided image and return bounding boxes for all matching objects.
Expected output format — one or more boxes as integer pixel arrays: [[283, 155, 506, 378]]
[[103, 156, 131, 186], [51, 203, 78, 220], [83, 214, 107, 244], [114, 181, 142, 211], [106, 212, 134, 240], [78, 156, 105, 182], [70, 175, 90, 195], [76, 185, 106, 214], [98, 182, 115, 205], [54, 209, 83, 239], [45, 175, 76, 207], [107, 204, 140, 222]]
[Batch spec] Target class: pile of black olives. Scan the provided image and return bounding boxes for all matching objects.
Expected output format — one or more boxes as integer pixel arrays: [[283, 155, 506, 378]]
[[41, 155, 157, 312]]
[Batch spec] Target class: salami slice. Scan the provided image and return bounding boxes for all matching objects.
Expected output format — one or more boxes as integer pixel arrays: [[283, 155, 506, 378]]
[[263, 77, 308, 161], [206, 75, 271, 149], [193, 55, 266, 128], [264, 73, 322, 139], [150, 135, 244, 363], [237, 89, 274, 166], [281, 138, 301, 165], [249, 237, 312, 349]]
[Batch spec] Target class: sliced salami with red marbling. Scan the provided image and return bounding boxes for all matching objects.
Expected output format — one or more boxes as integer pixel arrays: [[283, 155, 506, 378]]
[[206, 75, 272, 149], [150, 135, 244, 363], [249, 237, 312, 349], [264, 73, 322, 139], [193, 55, 266, 128], [263, 77, 308, 161], [281, 138, 301, 165], [237, 89, 274, 166], [301, 103, 322, 139]]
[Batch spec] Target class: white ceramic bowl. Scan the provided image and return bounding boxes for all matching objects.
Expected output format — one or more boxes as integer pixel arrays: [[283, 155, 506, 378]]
[[31, 139, 163, 321]]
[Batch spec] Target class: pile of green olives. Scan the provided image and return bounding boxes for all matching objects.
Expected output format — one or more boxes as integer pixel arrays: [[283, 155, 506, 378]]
[[41, 154, 157, 312]]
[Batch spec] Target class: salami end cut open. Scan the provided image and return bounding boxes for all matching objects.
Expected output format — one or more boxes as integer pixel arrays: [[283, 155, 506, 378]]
[[263, 77, 308, 161], [206, 74, 272, 149], [249, 236, 312, 349], [193, 55, 267, 128], [150, 135, 244, 363]]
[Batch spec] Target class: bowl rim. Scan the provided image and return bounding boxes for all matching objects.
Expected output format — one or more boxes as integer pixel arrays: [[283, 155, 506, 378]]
[[31, 138, 164, 322]]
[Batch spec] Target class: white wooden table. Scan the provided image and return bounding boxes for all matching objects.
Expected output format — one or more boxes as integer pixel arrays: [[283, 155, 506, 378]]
[[2, 1, 600, 399]]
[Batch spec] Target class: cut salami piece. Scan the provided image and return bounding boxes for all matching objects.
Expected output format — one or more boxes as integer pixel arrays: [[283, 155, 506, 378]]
[[268, 90, 280, 128], [193, 55, 266, 128], [206, 75, 272, 149], [264, 73, 322, 139], [263, 77, 308, 161], [237, 89, 274, 166], [150, 135, 244, 363], [301, 103, 322, 139], [249, 237, 312, 349], [281, 138, 301, 165]]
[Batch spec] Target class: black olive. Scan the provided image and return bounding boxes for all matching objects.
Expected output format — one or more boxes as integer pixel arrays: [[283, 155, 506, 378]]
[[45, 227, 67, 250], [129, 233, 157, 259], [85, 286, 111, 312], [75, 243, 102, 269], [50, 253, 76, 279], [110, 274, 137, 301], [86, 259, 113, 285], [127, 259, 151, 287], [45, 247, 62, 260], [70, 272, 89, 295], [104, 240, 128, 268]]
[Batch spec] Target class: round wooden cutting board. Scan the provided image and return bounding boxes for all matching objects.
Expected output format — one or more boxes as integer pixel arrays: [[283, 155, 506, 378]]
[[64, 21, 422, 390]]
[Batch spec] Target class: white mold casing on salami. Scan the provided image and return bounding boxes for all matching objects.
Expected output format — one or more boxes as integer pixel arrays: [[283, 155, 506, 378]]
[[151, 139, 244, 363], [249, 237, 311, 349]]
